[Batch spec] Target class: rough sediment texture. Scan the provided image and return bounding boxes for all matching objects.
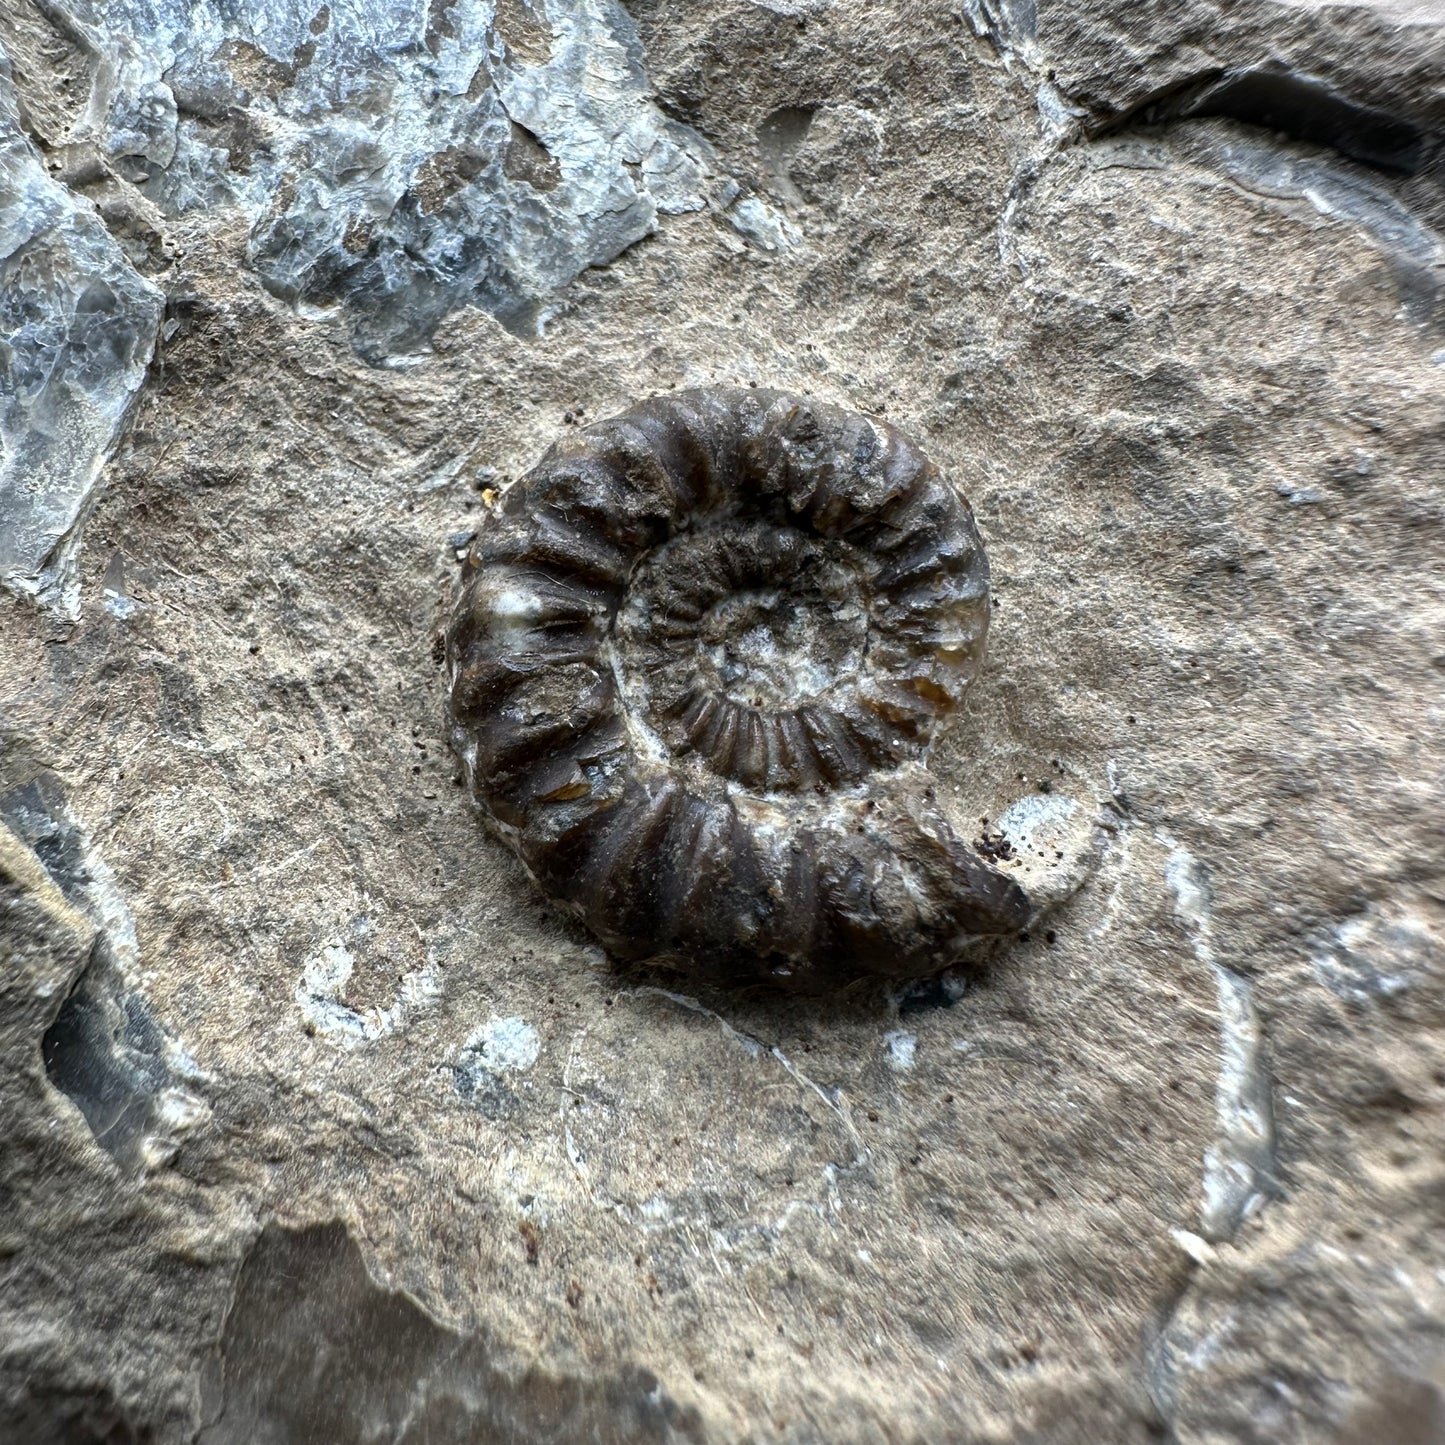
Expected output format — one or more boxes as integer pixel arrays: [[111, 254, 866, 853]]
[[0, 0, 1442, 1441], [447, 388, 1028, 988]]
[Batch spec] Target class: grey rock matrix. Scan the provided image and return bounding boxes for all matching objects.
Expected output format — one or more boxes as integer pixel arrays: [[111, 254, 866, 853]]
[[0, 0, 1442, 1441]]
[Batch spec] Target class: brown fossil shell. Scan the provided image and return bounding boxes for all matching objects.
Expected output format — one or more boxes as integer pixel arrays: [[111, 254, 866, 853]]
[[446, 388, 1029, 991]]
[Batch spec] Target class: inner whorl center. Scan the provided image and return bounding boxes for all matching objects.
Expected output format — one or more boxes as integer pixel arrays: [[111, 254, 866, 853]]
[[615, 521, 874, 782], [699, 585, 861, 708]]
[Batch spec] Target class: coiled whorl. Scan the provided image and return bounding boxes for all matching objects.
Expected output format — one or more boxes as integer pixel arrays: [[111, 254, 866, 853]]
[[446, 388, 1029, 990]]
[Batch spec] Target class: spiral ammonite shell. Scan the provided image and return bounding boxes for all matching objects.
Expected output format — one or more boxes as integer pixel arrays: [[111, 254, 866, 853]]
[[446, 387, 1030, 991]]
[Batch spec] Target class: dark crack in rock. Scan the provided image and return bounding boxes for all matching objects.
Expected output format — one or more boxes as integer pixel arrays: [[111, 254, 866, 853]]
[[40, 941, 186, 1173], [1117, 66, 1427, 174], [0, 804, 182, 1441], [1, 775, 206, 1174]]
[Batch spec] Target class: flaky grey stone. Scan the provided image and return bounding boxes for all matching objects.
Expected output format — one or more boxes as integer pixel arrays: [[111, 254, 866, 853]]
[[0, 54, 162, 613], [16, 0, 715, 361]]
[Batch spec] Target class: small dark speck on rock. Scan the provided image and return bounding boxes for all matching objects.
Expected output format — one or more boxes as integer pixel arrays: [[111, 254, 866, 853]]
[[519, 1220, 541, 1265]]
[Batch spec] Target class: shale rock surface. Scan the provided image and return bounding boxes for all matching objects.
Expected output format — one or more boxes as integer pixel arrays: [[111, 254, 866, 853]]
[[0, 1, 1441, 1441]]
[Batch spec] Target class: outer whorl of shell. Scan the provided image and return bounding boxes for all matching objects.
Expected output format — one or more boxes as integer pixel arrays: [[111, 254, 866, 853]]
[[446, 388, 1030, 991]]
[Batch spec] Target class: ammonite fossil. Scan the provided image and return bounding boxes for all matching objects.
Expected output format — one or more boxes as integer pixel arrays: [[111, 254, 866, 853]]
[[446, 387, 1029, 991]]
